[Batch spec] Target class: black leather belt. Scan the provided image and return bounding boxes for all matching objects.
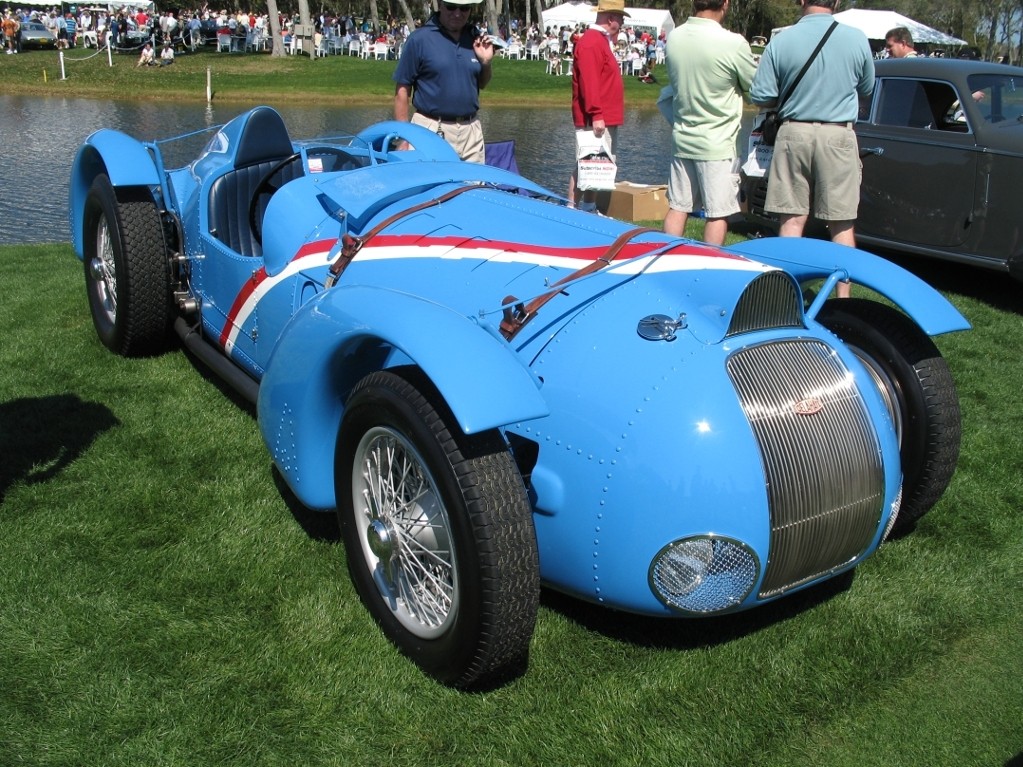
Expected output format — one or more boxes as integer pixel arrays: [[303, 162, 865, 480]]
[[785, 120, 853, 128], [418, 113, 477, 124]]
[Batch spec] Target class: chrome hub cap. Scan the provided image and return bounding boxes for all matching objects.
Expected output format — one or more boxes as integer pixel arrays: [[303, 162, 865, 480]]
[[351, 426, 458, 639], [90, 219, 118, 324]]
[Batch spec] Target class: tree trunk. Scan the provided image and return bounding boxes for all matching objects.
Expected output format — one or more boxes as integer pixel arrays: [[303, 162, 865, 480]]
[[266, 0, 286, 57], [369, 0, 381, 37], [483, 0, 499, 36], [396, 0, 415, 29], [297, 0, 314, 56]]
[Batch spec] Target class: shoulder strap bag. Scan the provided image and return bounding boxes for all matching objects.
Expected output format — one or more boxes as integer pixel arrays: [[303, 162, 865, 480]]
[[759, 20, 839, 146]]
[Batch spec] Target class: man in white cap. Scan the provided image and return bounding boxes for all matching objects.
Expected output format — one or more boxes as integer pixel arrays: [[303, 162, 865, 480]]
[[569, 0, 629, 211], [393, 0, 495, 163]]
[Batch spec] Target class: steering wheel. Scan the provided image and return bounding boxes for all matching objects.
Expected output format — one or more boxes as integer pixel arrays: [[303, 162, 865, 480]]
[[249, 151, 302, 246], [249, 147, 369, 245]]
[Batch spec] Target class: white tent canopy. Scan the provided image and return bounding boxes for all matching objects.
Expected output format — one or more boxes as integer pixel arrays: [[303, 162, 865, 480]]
[[541, 1, 675, 38], [833, 9, 967, 47]]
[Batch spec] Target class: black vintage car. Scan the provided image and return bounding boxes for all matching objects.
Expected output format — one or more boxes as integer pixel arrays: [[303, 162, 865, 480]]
[[745, 59, 1023, 281]]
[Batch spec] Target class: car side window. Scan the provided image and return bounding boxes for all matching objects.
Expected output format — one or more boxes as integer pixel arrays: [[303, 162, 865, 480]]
[[967, 73, 1023, 124], [873, 78, 967, 133]]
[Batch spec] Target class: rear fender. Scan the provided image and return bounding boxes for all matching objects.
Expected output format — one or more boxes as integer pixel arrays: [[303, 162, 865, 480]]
[[725, 237, 970, 336], [257, 284, 549, 510], [69, 130, 161, 258]]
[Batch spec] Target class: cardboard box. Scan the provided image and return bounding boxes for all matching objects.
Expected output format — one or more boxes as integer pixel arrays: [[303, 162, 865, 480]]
[[601, 181, 670, 222]]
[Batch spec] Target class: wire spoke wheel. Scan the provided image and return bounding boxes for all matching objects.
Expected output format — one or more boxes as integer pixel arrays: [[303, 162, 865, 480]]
[[355, 426, 458, 638], [90, 217, 118, 327], [337, 369, 539, 689]]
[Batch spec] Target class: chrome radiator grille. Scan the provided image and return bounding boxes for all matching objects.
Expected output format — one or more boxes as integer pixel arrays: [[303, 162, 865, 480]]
[[726, 271, 803, 338], [727, 340, 884, 598]]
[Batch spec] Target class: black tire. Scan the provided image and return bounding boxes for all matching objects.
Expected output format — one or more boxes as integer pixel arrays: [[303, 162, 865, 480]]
[[336, 369, 539, 689], [817, 299, 961, 534], [83, 174, 172, 357]]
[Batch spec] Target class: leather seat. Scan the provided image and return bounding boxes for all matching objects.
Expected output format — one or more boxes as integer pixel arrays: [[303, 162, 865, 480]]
[[208, 107, 297, 257]]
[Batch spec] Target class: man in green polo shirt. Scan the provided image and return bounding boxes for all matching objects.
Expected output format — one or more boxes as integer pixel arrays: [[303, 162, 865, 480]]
[[663, 0, 756, 245]]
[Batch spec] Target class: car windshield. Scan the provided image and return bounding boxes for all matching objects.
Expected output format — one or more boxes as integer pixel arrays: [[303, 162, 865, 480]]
[[967, 73, 1023, 125]]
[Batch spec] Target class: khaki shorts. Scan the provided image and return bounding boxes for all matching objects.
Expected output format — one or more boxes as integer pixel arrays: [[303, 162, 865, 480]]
[[765, 121, 861, 221], [411, 113, 485, 164], [667, 157, 741, 219]]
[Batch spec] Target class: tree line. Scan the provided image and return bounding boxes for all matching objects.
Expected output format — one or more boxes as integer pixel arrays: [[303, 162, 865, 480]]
[[260, 0, 1022, 62]]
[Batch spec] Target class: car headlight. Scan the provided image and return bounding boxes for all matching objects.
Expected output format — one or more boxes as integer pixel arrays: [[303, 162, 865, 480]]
[[649, 537, 759, 614]]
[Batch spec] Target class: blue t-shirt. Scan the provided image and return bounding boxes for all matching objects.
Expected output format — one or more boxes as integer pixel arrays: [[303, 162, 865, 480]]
[[751, 14, 873, 124], [393, 16, 482, 117]]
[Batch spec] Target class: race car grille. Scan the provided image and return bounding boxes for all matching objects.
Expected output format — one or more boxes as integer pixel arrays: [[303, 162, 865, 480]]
[[727, 340, 884, 598], [726, 271, 803, 337]]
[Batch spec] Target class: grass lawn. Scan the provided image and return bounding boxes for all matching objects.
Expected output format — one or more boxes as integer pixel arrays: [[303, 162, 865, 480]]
[[1, 237, 1021, 766], [0, 45, 665, 108]]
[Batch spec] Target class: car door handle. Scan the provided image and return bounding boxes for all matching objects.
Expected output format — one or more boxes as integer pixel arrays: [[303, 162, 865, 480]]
[[861, 146, 885, 156]]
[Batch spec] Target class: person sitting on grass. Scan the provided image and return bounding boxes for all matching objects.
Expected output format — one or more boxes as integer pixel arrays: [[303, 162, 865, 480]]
[[160, 42, 174, 65], [136, 41, 156, 66]]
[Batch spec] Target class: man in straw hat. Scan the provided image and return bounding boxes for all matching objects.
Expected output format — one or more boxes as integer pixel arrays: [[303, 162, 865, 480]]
[[569, 0, 629, 211], [393, 0, 495, 163]]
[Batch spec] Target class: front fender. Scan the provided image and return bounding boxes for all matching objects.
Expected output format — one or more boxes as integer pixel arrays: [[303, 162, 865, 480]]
[[725, 237, 971, 336], [69, 129, 161, 258], [257, 284, 549, 510]]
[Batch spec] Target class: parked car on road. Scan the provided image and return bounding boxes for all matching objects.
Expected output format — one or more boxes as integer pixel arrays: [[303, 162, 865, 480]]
[[70, 106, 968, 688], [19, 21, 57, 48], [745, 58, 1023, 281]]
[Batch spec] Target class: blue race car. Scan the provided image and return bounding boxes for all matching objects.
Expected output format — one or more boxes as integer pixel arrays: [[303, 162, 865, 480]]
[[69, 106, 969, 689]]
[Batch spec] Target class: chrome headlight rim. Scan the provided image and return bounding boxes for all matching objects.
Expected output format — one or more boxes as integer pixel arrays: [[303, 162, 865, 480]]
[[648, 535, 761, 616]]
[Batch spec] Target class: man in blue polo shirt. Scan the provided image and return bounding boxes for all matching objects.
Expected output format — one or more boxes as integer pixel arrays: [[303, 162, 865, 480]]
[[393, 0, 494, 163]]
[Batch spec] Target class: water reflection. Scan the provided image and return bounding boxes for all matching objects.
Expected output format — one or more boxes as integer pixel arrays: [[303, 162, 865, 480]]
[[0, 93, 753, 245]]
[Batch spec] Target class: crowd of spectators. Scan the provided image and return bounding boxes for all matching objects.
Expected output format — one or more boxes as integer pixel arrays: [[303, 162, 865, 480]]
[[3, 3, 667, 64]]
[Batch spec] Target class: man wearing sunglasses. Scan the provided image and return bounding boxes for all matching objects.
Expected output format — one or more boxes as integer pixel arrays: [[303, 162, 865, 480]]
[[393, 0, 495, 163]]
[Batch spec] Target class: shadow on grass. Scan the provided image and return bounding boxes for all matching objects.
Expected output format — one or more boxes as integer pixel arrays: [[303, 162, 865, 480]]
[[177, 343, 343, 543], [0, 393, 119, 503], [272, 467, 341, 543], [540, 570, 855, 652]]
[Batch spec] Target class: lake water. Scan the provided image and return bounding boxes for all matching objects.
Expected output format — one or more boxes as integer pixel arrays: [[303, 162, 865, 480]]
[[0, 94, 754, 245]]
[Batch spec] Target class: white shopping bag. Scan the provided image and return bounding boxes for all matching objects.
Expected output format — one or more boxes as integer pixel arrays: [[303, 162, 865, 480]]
[[575, 129, 618, 191], [741, 125, 773, 179]]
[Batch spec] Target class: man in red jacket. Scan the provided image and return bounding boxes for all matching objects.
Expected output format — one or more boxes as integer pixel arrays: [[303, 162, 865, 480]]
[[570, 0, 628, 211]]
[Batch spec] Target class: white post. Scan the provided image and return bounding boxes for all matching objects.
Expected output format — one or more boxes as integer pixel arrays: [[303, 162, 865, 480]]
[[206, 67, 212, 102], [59, 51, 66, 80], [107, 40, 113, 67]]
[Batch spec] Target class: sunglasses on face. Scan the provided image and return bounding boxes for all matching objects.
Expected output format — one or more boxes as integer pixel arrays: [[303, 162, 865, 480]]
[[441, 2, 469, 11]]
